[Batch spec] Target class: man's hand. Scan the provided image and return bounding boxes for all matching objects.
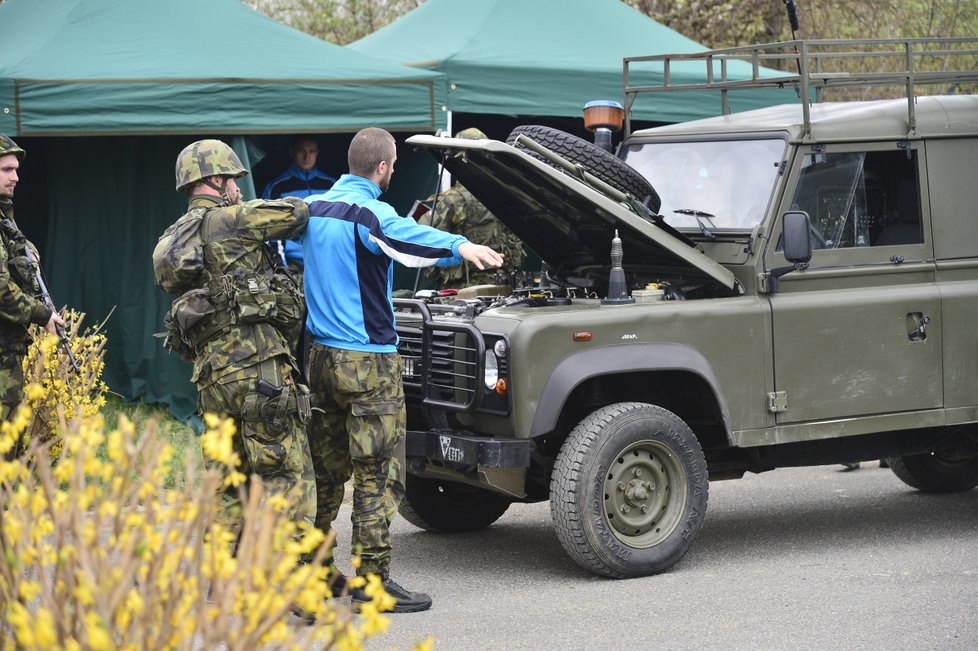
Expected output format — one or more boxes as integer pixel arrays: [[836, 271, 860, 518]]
[[44, 311, 66, 335], [458, 242, 504, 270]]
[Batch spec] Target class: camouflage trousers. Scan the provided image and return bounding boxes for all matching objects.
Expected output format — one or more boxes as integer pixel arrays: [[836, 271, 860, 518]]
[[0, 351, 25, 423], [307, 345, 406, 576], [197, 355, 316, 532]]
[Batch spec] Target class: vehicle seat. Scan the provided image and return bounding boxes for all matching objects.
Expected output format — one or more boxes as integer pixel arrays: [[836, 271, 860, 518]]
[[875, 180, 922, 246]]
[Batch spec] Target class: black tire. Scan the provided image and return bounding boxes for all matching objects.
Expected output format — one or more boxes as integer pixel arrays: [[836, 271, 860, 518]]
[[885, 451, 978, 492], [506, 125, 662, 213], [550, 402, 708, 578], [398, 475, 511, 532]]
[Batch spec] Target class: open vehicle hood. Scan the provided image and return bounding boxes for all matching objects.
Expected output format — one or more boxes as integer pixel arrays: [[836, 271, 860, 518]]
[[407, 135, 738, 291]]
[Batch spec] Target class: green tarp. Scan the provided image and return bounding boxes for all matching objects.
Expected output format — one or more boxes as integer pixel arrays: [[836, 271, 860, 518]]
[[0, 0, 444, 136], [351, 0, 797, 123], [0, 0, 446, 420]]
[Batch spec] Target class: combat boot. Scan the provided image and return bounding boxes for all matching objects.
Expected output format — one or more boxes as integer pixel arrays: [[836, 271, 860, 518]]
[[291, 567, 350, 624], [351, 574, 432, 613]]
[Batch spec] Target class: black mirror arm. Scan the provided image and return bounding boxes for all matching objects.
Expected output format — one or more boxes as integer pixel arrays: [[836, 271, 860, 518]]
[[768, 261, 809, 292]]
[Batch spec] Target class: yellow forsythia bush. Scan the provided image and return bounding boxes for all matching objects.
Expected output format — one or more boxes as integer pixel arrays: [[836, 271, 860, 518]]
[[0, 336, 414, 650], [21, 309, 109, 457]]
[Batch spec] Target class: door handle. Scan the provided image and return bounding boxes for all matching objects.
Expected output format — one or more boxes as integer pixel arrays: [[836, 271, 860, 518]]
[[907, 312, 930, 342]]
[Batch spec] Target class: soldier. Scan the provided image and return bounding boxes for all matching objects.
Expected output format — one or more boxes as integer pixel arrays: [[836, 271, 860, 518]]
[[0, 133, 66, 423], [301, 128, 503, 613], [426, 128, 524, 288], [158, 139, 315, 530]]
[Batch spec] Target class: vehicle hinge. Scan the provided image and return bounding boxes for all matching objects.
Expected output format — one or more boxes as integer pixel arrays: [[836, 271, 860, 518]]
[[758, 273, 771, 294], [768, 391, 788, 413], [777, 159, 787, 176]]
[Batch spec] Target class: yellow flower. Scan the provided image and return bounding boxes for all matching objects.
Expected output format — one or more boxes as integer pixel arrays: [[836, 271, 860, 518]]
[[74, 580, 95, 607], [85, 612, 112, 651], [18, 579, 41, 602]]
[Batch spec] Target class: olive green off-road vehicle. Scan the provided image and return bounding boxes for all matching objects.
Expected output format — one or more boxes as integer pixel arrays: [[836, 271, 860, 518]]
[[395, 38, 978, 578]]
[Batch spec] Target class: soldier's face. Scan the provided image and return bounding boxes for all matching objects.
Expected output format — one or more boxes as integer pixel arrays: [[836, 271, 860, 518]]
[[224, 178, 243, 205], [0, 154, 19, 200]]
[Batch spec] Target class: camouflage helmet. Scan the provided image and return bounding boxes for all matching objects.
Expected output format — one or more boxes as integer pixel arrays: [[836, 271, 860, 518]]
[[455, 127, 488, 140], [0, 133, 26, 161], [174, 139, 248, 192]]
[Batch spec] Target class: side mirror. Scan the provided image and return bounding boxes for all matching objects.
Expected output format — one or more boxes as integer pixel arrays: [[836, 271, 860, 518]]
[[768, 210, 813, 292], [782, 210, 812, 263]]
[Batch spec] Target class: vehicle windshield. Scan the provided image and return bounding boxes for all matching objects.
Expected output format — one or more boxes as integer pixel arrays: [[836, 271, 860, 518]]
[[622, 138, 786, 231]]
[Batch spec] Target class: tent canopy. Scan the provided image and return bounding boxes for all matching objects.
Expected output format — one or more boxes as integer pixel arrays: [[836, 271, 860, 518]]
[[0, 0, 445, 421], [0, 0, 445, 136], [351, 0, 796, 124]]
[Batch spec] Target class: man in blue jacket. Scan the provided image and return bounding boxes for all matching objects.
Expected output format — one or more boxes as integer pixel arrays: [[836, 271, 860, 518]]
[[262, 135, 336, 201], [302, 127, 502, 613], [263, 135, 336, 266]]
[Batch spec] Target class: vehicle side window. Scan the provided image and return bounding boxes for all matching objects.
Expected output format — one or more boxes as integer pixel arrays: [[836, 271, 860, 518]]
[[789, 149, 922, 249]]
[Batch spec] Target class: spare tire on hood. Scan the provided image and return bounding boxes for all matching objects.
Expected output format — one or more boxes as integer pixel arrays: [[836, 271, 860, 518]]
[[506, 124, 661, 214]]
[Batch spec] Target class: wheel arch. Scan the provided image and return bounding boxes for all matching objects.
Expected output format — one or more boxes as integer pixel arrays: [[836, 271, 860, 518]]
[[529, 343, 733, 449]]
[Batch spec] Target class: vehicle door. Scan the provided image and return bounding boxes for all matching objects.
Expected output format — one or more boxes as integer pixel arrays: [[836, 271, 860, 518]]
[[765, 141, 941, 424]]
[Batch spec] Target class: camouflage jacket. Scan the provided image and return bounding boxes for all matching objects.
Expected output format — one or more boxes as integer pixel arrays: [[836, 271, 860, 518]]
[[425, 185, 524, 288], [182, 195, 309, 385], [0, 201, 51, 353]]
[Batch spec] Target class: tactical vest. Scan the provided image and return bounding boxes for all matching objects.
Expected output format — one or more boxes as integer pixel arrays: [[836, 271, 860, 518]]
[[161, 206, 303, 361]]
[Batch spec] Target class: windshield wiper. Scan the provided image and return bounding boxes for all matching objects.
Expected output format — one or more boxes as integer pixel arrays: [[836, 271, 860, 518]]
[[673, 208, 717, 240]]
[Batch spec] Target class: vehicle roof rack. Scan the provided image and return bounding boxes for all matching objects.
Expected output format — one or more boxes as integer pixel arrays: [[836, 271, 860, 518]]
[[623, 38, 978, 139]]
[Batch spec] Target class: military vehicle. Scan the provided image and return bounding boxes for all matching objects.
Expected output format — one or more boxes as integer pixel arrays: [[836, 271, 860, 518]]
[[394, 38, 978, 578]]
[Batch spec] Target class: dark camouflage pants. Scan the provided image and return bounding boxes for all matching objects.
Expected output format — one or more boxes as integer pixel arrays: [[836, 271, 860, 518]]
[[307, 345, 406, 576], [197, 355, 316, 531], [0, 351, 25, 423]]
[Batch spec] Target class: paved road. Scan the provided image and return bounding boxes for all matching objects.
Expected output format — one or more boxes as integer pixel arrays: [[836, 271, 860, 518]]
[[328, 463, 978, 650]]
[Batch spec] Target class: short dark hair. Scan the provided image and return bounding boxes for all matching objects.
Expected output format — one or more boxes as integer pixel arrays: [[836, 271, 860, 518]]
[[291, 135, 318, 151], [348, 128, 395, 178]]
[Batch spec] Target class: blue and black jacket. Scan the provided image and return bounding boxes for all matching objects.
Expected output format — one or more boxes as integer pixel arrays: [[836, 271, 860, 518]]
[[301, 174, 466, 353]]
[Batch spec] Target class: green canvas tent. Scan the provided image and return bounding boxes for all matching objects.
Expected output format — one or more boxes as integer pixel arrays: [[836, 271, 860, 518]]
[[0, 0, 444, 136], [0, 0, 446, 420], [350, 0, 797, 126]]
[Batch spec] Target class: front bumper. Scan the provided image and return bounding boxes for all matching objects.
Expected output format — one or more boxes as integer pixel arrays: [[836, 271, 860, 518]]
[[406, 429, 530, 468]]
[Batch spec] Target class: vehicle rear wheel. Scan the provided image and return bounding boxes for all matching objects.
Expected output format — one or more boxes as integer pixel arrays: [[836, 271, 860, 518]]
[[550, 402, 708, 578], [885, 451, 978, 492], [506, 124, 661, 213], [398, 475, 512, 532]]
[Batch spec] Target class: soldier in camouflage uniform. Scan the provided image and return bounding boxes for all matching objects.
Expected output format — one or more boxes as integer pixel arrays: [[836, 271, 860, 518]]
[[301, 128, 504, 613], [164, 139, 315, 530], [0, 133, 66, 424], [426, 128, 524, 288]]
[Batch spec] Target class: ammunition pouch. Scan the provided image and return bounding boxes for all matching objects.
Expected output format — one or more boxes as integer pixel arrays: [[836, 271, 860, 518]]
[[268, 268, 304, 337], [162, 287, 230, 361], [213, 267, 304, 335]]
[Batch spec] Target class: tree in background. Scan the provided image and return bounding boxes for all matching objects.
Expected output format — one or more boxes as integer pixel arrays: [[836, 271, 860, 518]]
[[629, 1, 978, 46], [246, 0, 423, 45], [246, 0, 978, 48]]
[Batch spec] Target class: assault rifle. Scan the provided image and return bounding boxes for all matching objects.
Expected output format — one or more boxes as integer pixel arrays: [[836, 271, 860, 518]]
[[9, 218, 80, 374]]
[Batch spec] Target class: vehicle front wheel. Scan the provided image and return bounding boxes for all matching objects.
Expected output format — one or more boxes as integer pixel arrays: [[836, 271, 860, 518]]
[[550, 402, 708, 578], [398, 475, 512, 532], [885, 450, 978, 492]]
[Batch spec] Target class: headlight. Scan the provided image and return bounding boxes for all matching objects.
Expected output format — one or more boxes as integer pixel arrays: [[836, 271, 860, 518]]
[[493, 339, 508, 358], [484, 349, 499, 390]]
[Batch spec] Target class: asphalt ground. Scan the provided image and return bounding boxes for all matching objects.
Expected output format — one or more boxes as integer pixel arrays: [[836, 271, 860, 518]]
[[327, 462, 978, 651]]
